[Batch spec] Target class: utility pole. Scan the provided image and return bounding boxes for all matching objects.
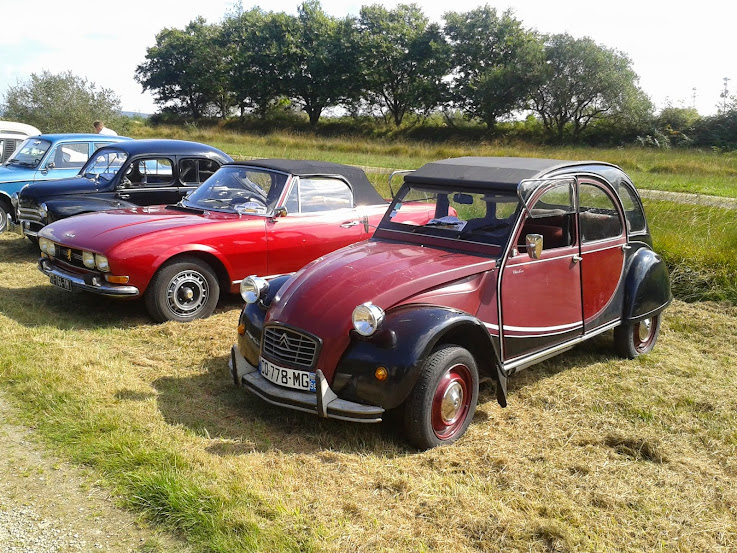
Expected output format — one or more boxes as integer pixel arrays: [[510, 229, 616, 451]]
[[720, 77, 730, 113], [692, 87, 697, 110]]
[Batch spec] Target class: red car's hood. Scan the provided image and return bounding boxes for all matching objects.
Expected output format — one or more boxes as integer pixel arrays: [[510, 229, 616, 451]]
[[40, 205, 247, 251], [266, 240, 497, 375]]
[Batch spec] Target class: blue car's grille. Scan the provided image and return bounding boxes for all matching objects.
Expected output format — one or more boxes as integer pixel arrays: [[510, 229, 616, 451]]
[[262, 325, 319, 369]]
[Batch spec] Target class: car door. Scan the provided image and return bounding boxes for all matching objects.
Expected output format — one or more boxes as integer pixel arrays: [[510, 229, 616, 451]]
[[265, 176, 373, 276], [116, 157, 181, 205], [578, 179, 627, 330], [499, 179, 583, 361], [36, 141, 90, 182]]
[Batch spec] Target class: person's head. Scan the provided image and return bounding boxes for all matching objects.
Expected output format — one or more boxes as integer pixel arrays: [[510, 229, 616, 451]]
[[93, 121, 104, 133]]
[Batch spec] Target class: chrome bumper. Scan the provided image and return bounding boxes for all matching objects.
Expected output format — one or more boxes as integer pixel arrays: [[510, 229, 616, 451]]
[[38, 258, 140, 297], [229, 345, 384, 423]]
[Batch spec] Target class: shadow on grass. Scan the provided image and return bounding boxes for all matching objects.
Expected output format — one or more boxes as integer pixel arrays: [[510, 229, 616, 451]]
[[149, 334, 616, 456], [0, 283, 245, 331]]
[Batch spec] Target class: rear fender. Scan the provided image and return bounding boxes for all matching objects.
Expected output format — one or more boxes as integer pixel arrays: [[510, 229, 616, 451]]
[[622, 247, 672, 321], [334, 305, 507, 410]]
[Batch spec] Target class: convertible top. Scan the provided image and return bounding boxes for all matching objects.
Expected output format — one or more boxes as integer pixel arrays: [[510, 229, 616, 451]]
[[405, 157, 618, 191], [231, 158, 385, 205]]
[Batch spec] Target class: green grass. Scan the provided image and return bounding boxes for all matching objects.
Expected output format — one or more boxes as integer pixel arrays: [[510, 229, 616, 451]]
[[2, 131, 737, 552]]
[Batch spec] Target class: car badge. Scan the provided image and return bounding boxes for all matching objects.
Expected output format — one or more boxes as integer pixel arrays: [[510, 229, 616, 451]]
[[66, 249, 72, 262], [278, 333, 290, 349], [63, 232, 76, 238]]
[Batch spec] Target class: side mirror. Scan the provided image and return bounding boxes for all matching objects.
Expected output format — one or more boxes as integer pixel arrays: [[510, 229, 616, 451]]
[[525, 233, 543, 259], [45, 162, 56, 170], [273, 206, 288, 218]]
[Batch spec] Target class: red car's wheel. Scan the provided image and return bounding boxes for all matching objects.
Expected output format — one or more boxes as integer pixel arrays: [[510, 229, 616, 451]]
[[403, 346, 478, 450], [145, 257, 220, 323], [614, 314, 661, 359]]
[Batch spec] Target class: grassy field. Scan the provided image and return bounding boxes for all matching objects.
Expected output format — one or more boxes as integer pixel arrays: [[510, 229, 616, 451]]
[[1, 133, 737, 552]]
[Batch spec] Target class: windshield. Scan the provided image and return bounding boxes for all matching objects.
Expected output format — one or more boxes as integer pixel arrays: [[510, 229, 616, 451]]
[[82, 150, 128, 181], [383, 184, 521, 247], [5, 138, 51, 168], [182, 165, 289, 214]]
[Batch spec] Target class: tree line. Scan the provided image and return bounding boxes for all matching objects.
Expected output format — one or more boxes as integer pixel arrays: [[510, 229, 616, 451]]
[[134, 1, 653, 143]]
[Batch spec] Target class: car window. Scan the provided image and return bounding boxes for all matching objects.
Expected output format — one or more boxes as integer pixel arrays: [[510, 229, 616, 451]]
[[521, 181, 576, 250], [615, 183, 646, 234], [125, 158, 174, 187], [179, 158, 221, 184], [84, 150, 128, 181], [5, 138, 51, 168], [578, 183, 623, 242], [287, 177, 353, 213], [51, 142, 88, 169]]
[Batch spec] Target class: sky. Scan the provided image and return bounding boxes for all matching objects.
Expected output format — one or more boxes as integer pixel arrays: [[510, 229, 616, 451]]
[[0, 0, 732, 119]]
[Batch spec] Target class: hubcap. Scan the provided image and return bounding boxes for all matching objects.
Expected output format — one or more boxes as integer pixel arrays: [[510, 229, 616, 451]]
[[638, 318, 653, 342], [166, 270, 208, 317], [0, 208, 6, 233], [432, 363, 472, 440]]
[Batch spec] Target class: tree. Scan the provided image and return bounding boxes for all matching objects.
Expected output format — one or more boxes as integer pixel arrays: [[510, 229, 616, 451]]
[[136, 17, 230, 118], [357, 4, 451, 126], [221, 8, 292, 117], [1, 70, 123, 134], [286, 1, 361, 125], [444, 6, 544, 131], [529, 34, 651, 142]]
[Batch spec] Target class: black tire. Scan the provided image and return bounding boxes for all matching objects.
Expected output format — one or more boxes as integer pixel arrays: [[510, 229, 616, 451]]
[[144, 257, 220, 323], [613, 314, 661, 359], [0, 198, 11, 234], [403, 345, 479, 450]]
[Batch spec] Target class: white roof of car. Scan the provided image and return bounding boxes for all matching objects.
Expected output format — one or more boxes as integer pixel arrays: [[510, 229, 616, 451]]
[[0, 121, 41, 137]]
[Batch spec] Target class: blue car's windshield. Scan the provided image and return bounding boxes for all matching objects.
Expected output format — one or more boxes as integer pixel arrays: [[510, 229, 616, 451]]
[[5, 138, 51, 168], [182, 165, 288, 214], [82, 150, 128, 182]]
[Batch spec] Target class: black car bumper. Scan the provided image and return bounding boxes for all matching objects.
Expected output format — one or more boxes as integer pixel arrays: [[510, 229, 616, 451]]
[[230, 345, 384, 423]]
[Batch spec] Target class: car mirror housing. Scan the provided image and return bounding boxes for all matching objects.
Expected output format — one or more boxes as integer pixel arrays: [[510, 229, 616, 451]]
[[273, 206, 288, 218], [526, 233, 543, 259]]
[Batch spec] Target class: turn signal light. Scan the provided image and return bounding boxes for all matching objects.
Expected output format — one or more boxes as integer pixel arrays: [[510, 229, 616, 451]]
[[104, 275, 130, 284], [237, 323, 246, 336], [374, 367, 388, 381]]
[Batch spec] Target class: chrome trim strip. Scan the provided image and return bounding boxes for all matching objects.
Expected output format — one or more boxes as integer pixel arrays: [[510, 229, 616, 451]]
[[503, 320, 619, 373], [232, 272, 291, 286], [38, 259, 139, 296]]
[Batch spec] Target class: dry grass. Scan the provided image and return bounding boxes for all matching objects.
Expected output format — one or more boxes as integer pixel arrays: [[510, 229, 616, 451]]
[[1, 231, 736, 552]]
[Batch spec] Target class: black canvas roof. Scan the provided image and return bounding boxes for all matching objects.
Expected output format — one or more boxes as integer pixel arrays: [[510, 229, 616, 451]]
[[230, 158, 384, 205], [405, 157, 613, 191]]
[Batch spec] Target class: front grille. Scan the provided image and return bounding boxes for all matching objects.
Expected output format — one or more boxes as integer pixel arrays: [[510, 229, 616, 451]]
[[52, 245, 86, 270], [18, 206, 43, 224], [263, 325, 319, 369]]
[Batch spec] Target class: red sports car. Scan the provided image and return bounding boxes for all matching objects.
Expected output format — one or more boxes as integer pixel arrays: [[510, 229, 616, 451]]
[[36, 159, 435, 322]]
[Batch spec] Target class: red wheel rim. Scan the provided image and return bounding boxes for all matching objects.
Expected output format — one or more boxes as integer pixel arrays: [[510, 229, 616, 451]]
[[431, 363, 472, 441], [634, 316, 658, 353]]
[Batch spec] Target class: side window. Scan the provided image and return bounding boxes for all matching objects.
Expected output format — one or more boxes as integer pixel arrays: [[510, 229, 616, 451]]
[[296, 178, 353, 213], [520, 182, 575, 250], [52, 142, 89, 169], [616, 184, 646, 234], [578, 183, 623, 242], [125, 158, 174, 187], [94, 142, 112, 152], [179, 158, 221, 184]]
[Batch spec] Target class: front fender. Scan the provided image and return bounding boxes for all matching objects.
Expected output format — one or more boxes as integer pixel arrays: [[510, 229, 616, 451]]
[[45, 197, 135, 220], [237, 275, 293, 367], [333, 305, 507, 410], [622, 247, 672, 321]]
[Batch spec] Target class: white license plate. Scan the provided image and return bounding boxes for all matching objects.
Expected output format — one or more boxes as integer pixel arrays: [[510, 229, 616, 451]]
[[259, 357, 315, 392], [50, 274, 72, 292]]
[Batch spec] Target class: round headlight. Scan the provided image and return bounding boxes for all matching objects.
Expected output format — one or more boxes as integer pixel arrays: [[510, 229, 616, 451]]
[[39, 203, 48, 218], [95, 254, 109, 272], [352, 302, 385, 337], [240, 275, 269, 303], [47, 241, 56, 257], [11, 192, 19, 208], [82, 251, 96, 269], [39, 237, 50, 253]]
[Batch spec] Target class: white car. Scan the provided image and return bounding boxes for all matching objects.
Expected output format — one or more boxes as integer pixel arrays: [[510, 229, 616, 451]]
[[0, 121, 41, 164]]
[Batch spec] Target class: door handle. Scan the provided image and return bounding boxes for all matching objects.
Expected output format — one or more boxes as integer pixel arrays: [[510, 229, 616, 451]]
[[340, 220, 359, 228], [572, 255, 583, 263], [622, 244, 632, 251], [118, 194, 131, 199]]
